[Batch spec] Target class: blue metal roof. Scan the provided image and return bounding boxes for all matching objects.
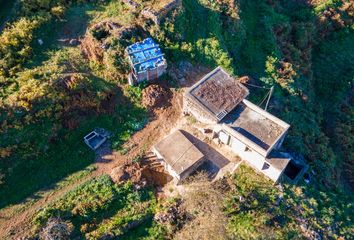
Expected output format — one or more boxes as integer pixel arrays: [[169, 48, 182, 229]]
[[126, 38, 166, 73]]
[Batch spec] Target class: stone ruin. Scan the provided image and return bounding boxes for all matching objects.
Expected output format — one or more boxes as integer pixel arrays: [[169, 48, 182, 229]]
[[141, 0, 182, 25], [121, 0, 182, 25], [80, 20, 142, 62]]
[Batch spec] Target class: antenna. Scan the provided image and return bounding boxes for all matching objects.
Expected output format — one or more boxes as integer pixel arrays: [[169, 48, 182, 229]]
[[265, 86, 274, 111]]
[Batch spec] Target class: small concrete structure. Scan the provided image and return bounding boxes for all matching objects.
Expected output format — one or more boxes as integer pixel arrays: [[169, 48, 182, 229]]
[[152, 130, 206, 183], [84, 131, 107, 150], [184, 67, 291, 183], [125, 38, 167, 85]]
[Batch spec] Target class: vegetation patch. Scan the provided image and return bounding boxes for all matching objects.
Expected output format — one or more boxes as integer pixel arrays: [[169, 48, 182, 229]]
[[33, 175, 158, 239]]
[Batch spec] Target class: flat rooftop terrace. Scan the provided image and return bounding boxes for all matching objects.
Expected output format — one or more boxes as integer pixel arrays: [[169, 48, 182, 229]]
[[222, 100, 289, 151], [187, 67, 249, 120], [126, 38, 166, 73], [153, 130, 204, 176]]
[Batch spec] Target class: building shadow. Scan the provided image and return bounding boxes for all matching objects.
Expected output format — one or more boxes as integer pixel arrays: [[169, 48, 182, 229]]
[[180, 130, 231, 178]]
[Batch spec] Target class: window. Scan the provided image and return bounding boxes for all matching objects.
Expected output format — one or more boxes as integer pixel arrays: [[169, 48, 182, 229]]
[[262, 162, 270, 170]]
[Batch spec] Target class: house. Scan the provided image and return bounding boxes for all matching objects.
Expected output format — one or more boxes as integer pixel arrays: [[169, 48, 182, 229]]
[[125, 38, 167, 85], [152, 130, 206, 183], [184, 67, 249, 124], [184, 67, 291, 183]]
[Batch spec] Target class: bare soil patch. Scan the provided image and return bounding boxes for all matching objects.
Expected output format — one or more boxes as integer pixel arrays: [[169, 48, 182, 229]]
[[141, 84, 171, 109]]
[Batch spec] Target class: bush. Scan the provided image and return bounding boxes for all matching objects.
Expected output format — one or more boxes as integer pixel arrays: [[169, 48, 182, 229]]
[[34, 175, 157, 238], [0, 18, 39, 77]]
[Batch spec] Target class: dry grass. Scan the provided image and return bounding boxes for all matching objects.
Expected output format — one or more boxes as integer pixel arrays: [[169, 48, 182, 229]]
[[175, 173, 228, 240]]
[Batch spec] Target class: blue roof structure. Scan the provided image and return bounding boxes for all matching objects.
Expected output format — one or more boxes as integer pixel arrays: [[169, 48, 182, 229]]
[[126, 38, 166, 73]]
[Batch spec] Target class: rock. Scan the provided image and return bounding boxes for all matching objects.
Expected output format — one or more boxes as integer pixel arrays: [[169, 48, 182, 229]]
[[238, 75, 250, 84], [179, 77, 186, 83], [110, 166, 129, 183], [69, 38, 79, 46], [304, 173, 311, 184]]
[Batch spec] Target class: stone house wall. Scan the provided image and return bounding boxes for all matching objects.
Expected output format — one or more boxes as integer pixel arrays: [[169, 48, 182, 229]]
[[183, 95, 218, 124]]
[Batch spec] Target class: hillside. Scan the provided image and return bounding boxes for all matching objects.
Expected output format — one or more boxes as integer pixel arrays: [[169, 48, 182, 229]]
[[0, 0, 353, 239]]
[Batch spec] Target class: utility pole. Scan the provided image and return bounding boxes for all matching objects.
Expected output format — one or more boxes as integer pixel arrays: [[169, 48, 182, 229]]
[[265, 86, 274, 111]]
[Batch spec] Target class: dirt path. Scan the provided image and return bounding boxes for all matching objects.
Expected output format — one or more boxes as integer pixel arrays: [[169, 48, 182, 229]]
[[0, 65, 209, 239], [0, 172, 99, 239]]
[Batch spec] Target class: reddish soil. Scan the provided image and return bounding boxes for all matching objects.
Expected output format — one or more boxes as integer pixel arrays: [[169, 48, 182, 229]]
[[141, 84, 171, 109]]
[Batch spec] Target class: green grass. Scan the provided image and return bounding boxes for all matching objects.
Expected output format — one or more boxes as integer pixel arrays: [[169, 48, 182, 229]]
[[33, 175, 158, 239], [225, 164, 353, 239]]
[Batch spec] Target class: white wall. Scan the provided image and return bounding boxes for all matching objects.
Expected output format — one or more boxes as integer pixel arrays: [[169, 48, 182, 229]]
[[217, 131, 282, 182]]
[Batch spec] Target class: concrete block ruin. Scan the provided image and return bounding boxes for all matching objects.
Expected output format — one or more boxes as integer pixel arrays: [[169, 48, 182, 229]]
[[184, 67, 295, 183], [84, 130, 107, 150], [152, 130, 206, 183], [125, 38, 167, 85]]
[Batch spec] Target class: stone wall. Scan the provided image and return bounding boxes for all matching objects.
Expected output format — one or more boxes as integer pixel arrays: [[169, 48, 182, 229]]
[[141, 0, 182, 25], [183, 94, 218, 124]]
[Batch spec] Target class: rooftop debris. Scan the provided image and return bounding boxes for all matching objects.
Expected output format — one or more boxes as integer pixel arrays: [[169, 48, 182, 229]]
[[223, 100, 287, 151], [186, 67, 249, 121]]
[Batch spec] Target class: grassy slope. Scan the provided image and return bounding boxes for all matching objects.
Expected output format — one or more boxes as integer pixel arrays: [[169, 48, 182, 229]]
[[312, 29, 354, 188], [0, 0, 352, 239], [0, 1, 146, 208]]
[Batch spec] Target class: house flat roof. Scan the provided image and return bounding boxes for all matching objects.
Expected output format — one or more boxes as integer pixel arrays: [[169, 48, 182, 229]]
[[222, 99, 290, 154], [186, 67, 249, 121], [126, 38, 166, 73], [153, 130, 204, 175]]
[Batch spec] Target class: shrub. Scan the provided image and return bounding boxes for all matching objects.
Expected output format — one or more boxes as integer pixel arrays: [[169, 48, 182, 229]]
[[0, 18, 39, 77]]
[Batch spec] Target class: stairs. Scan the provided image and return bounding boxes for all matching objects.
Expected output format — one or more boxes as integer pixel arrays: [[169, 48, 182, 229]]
[[141, 152, 165, 172]]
